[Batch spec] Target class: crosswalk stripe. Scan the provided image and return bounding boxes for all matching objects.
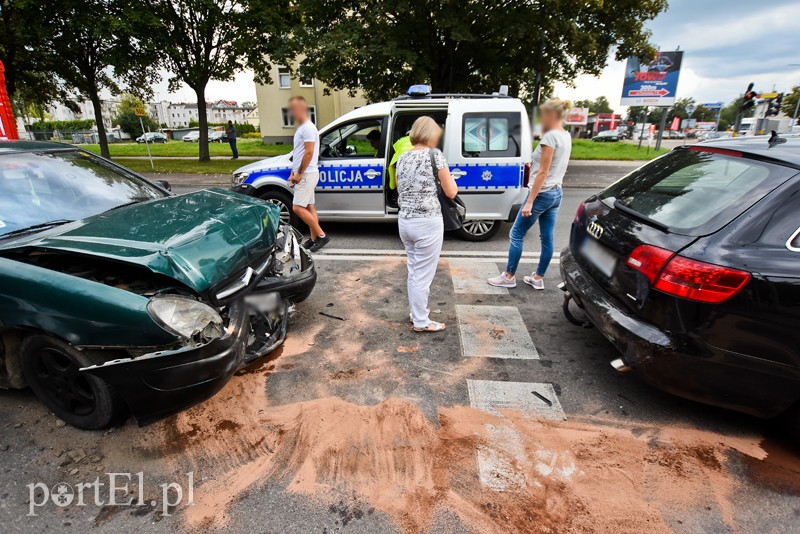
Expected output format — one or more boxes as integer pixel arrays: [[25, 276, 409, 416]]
[[448, 259, 508, 295], [456, 305, 539, 359], [467, 379, 566, 421]]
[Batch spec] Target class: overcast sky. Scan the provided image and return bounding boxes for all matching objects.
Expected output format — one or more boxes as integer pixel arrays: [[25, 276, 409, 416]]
[[154, 0, 800, 112]]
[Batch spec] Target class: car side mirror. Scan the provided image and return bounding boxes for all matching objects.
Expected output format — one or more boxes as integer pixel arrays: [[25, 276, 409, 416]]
[[345, 145, 357, 156], [156, 180, 171, 192]]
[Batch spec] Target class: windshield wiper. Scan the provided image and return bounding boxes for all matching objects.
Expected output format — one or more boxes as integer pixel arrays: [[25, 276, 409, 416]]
[[0, 219, 74, 238], [613, 199, 669, 232]]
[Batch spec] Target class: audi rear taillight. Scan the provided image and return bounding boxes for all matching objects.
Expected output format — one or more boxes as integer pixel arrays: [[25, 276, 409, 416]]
[[574, 201, 585, 224], [626, 244, 673, 282], [626, 244, 750, 304]]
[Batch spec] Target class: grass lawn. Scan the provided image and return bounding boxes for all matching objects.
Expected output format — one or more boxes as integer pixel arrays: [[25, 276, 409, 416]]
[[82, 139, 291, 158], [566, 139, 668, 160], [114, 158, 244, 175]]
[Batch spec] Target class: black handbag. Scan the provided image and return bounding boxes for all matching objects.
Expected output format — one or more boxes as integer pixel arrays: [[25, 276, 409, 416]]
[[430, 149, 466, 231]]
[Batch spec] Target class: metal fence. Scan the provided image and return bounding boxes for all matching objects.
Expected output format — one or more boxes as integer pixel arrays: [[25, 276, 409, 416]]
[[23, 129, 131, 144]]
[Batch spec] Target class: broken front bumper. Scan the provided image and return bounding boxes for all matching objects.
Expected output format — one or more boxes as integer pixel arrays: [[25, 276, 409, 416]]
[[82, 299, 288, 426]]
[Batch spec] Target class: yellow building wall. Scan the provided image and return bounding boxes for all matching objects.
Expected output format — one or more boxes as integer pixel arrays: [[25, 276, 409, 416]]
[[255, 64, 367, 144]]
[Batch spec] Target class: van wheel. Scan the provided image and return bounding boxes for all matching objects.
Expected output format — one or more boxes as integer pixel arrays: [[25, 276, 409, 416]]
[[20, 335, 125, 429], [258, 189, 295, 226], [455, 220, 502, 242]]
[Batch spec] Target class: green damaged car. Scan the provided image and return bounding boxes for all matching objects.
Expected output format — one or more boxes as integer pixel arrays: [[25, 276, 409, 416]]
[[0, 141, 316, 429]]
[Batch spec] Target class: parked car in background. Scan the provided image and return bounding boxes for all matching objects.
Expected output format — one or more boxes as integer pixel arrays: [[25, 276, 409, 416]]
[[560, 135, 800, 427], [136, 132, 167, 144], [182, 131, 200, 142], [698, 131, 732, 142], [209, 131, 229, 143], [0, 141, 316, 429], [592, 129, 620, 142], [666, 130, 685, 139]]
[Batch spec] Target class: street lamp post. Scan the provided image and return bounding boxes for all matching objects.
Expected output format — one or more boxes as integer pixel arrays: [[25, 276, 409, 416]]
[[789, 64, 800, 126]]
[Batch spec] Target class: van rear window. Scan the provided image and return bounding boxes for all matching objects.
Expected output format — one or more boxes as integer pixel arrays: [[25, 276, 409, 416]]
[[599, 149, 795, 236], [462, 112, 520, 158]]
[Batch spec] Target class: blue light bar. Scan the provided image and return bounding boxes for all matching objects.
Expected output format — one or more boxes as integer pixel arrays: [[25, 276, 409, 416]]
[[407, 84, 432, 96]]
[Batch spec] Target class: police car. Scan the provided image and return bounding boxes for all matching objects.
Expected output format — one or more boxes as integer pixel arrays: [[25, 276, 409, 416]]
[[231, 86, 532, 241]]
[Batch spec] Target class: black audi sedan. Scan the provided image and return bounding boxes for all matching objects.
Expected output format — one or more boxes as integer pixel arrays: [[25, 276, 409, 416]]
[[560, 134, 799, 421]]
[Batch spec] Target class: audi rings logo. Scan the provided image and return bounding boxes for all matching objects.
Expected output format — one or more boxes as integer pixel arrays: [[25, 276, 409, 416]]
[[587, 221, 604, 239]]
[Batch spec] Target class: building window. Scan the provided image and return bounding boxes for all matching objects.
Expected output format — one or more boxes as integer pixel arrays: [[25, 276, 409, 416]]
[[299, 76, 314, 88], [278, 67, 291, 89], [281, 106, 317, 128]]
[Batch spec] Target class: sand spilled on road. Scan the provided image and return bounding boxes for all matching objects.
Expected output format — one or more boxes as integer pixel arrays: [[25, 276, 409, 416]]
[[148, 368, 767, 533]]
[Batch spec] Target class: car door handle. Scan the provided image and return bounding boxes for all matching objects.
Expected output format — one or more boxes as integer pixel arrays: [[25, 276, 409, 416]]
[[450, 169, 467, 179], [364, 169, 381, 179]]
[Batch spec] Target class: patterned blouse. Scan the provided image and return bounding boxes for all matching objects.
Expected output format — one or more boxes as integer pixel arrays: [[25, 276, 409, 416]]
[[396, 148, 447, 219]]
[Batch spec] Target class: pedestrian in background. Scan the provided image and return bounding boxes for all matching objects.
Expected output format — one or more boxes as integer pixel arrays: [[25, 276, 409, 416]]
[[488, 98, 573, 289], [396, 116, 458, 332], [226, 120, 238, 160], [287, 96, 330, 252]]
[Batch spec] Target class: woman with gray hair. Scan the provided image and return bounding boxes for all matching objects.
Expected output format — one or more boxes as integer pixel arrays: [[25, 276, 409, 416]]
[[488, 98, 573, 290], [396, 116, 458, 332]]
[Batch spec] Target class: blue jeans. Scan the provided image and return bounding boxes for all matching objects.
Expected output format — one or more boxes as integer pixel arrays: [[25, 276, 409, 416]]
[[229, 139, 238, 158], [505, 188, 562, 276]]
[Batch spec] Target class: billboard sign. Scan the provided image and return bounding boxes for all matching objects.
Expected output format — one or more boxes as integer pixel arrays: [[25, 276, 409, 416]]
[[702, 102, 723, 112], [620, 51, 684, 107], [564, 107, 589, 126]]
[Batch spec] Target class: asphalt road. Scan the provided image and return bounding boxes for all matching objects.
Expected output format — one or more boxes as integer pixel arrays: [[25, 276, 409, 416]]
[[1, 163, 798, 533]]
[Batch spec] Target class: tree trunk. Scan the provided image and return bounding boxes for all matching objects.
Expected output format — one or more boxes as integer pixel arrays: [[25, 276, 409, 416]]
[[88, 88, 110, 158], [195, 85, 210, 162]]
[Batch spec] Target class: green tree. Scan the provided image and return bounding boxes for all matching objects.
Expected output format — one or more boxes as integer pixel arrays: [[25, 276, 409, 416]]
[[136, 0, 292, 161], [668, 98, 717, 123], [573, 96, 614, 114], [290, 0, 667, 102], [35, 0, 159, 158], [113, 94, 159, 138], [782, 86, 799, 124]]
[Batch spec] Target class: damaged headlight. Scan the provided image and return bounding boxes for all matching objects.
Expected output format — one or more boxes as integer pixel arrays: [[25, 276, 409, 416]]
[[232, 171, 250, 186], [147, 296, 224, 340]]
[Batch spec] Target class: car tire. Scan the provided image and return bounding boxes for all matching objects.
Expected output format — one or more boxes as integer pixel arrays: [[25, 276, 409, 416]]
[[455, 220, 503, 242], [20, 335, 125, 429], [257, 189, 299, 228]]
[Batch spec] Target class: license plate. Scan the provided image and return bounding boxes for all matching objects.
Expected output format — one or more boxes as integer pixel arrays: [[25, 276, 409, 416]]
[[580, 237, 617, 277]]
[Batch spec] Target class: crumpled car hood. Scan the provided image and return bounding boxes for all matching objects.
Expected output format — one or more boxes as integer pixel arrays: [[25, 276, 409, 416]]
[[9, 188, 279, 293]]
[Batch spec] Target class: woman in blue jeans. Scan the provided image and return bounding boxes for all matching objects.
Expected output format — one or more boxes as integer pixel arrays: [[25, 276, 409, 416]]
[[488, 98, 573, 290]]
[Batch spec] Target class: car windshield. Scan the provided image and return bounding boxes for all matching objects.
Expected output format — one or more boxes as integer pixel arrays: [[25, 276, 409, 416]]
[[0, 149, 166, 237], [599, 148, 796, 236]]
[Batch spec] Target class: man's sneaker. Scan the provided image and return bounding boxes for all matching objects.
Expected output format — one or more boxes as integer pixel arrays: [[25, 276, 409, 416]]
[[487, 274, 517, 288], [309, 235, 330, 252], [301, 237, 314, 249], [523, 274, 544, 290]]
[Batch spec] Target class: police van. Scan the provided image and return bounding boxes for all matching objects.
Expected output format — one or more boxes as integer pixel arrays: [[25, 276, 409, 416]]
[[231, 86, 532, 241]]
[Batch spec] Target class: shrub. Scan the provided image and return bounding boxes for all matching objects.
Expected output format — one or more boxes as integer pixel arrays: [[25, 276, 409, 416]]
[[242, 132, 262, 139]]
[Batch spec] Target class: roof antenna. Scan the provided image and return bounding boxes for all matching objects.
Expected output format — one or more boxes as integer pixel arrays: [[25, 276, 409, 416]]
[[768, 130, 786, 148]]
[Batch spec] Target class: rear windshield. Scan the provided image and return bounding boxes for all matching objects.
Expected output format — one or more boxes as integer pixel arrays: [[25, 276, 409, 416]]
[[599, 149, 796, 236]]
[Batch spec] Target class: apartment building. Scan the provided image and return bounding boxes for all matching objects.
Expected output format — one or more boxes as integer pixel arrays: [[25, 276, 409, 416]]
[[255, 64, 367, 143]]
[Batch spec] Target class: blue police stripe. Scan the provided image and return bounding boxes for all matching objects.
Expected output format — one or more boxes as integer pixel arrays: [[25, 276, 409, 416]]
[[450, 163, 522, 190], [318, 162, 384, 190]]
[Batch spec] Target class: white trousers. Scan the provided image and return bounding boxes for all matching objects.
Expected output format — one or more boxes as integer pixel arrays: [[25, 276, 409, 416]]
[[399, 217, 444, 328]]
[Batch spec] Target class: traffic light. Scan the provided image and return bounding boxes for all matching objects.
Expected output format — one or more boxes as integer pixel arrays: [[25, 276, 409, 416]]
[[766, 93, 784, 117], [741, 82, 757, 111]]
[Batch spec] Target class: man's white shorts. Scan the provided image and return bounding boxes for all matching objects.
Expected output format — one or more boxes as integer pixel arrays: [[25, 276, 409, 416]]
[[292, 171, 319, 207]]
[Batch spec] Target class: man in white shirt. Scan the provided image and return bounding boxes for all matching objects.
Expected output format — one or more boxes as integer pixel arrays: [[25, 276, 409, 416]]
[[288, 96, 329, 252]]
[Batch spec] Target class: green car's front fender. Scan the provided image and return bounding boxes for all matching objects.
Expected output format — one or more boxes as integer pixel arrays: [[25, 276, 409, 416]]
[[0, 257, 177, 347]]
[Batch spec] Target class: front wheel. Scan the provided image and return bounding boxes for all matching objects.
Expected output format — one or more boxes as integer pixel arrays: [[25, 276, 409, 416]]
[[20, 335, 125, 429], [454, 220, 503, 242], [257, 189, 296, 227]]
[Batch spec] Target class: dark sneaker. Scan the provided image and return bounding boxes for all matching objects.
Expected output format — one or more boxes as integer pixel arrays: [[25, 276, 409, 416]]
[[309, 235, 330, 252], [302, 237, 314, 249]]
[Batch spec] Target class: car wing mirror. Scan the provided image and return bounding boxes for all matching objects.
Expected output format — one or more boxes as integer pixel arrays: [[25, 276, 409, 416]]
[[155, 180, 172, 192]]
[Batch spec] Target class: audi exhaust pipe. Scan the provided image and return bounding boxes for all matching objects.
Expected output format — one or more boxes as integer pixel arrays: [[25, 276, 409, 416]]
[[610, 358, 632, 373]]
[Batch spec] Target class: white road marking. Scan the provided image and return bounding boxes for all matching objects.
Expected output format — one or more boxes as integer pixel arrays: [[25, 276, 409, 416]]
[[314, 256, 559, 264], [477, 425, 529, 491], [456, 305, 539, 359], [448, 259, 508, 295], [467, 380, 566, 420], [319, 248, 546, 258]]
